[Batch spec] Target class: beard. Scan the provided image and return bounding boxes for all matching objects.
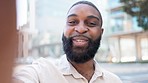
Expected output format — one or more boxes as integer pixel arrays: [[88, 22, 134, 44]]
[[62, 34, 102, 63]]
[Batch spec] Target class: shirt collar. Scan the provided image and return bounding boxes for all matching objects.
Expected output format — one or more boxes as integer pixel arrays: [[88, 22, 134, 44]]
[[94, 60, 104, 77], [57, 55, 103, 78]]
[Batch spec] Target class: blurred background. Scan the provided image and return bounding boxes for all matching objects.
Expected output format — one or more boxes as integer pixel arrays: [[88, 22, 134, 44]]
[[16, 0, 148, 83]]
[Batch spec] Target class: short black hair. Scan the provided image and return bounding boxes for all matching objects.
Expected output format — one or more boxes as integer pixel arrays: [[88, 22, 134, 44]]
[[68, 1, 103, 27]]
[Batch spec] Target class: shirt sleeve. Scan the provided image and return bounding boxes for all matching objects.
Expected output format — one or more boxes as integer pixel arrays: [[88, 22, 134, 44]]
[[13, 64, 40, 83], [13, 57, 69, 83]]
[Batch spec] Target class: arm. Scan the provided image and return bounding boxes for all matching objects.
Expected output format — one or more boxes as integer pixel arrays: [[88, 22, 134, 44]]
[[0, 0, 17, 83], [13, 65, 39, 83]]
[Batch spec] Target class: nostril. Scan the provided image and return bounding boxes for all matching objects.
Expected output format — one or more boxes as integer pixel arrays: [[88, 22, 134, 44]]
[[74, 27, 89, 34]]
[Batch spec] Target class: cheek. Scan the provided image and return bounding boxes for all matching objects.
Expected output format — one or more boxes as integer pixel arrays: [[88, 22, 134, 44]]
[[90, 28, 102, 40], [63, 26, 74, 38]]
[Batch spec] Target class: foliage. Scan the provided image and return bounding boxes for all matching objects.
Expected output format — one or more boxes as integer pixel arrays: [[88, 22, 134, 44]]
[[120, 0, 148, 30]]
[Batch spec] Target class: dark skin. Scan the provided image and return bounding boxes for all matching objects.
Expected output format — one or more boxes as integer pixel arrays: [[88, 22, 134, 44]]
[[0, 0, 18, 83], [64, 4, 103, 81]]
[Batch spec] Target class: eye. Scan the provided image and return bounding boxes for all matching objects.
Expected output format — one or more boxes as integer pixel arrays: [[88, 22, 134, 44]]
[[87, 21, 97, 27], [67, 20, 78, 26]]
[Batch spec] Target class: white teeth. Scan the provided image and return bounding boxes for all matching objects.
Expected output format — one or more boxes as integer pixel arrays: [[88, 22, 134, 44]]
[[76, 40, 84, 42]]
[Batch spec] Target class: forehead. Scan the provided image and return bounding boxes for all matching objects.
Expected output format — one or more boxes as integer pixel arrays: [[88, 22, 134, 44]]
[[67, 4, 100, 17]]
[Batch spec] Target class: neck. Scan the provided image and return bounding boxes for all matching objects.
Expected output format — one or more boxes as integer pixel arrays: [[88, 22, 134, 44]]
[[69, 59, 95, 82]]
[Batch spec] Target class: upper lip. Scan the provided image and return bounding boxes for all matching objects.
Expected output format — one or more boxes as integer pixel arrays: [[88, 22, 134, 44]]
[[72, 36, 89, 41]]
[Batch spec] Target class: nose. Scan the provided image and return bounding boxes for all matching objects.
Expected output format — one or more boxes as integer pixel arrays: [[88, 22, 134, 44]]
[[74, 23, 88, 34]]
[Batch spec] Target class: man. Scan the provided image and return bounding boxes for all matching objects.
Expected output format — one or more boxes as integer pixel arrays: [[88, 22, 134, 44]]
[[13, 1, 122, 83]]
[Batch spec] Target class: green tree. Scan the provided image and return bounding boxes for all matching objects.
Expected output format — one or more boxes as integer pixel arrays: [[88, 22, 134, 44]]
[[120, 0, 148, 30]]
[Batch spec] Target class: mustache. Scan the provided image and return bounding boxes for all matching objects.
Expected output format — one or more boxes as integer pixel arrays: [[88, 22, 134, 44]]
[[69, 33, 91, 39]]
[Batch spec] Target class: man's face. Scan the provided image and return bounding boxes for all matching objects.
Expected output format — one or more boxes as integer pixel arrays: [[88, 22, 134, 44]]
[[62, 4, 103, 63]]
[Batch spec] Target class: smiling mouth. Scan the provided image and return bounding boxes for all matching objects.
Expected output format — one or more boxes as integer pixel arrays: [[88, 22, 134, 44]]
[[72, 36, 89, 47]]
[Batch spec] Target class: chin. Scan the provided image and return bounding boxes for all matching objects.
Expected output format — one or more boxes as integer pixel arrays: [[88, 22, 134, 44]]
[[62, 34, 102, 63]]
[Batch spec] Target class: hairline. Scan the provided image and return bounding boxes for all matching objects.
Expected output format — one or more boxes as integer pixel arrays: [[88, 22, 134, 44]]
[[67, 1, 103, 27]]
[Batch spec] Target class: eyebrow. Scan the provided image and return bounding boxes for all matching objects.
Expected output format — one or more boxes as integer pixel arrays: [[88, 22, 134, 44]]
[[67, 14, 100, 21], [67, 14, 77, 18], [87, 15, 100, 21]]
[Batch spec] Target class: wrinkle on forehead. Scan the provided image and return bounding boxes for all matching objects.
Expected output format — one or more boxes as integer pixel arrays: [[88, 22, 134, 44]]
[[67, 4, 101, 24], [67, 3, 103, 27]]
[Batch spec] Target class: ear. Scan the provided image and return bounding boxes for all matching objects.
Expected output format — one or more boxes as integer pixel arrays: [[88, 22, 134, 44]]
[[101, 28, 104, 35]]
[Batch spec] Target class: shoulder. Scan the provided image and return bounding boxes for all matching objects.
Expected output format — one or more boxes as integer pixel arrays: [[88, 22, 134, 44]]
[[13, 58, 44, 82], [14, 58, 52, 75], [13, 57, 69, 83], [13, 57, 58, 82], [21, 57, 58, 73], [95, 62, 122, 83], [101, 68, 122, 83]]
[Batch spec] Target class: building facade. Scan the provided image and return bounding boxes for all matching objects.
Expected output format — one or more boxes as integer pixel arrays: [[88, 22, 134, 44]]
[[107, 0, 148, 62]]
